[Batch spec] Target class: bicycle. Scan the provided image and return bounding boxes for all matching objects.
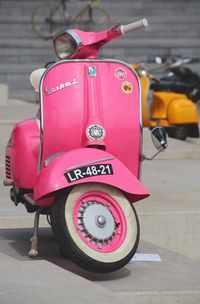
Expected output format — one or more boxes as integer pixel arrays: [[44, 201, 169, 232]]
[[31, 0, 111, 39]]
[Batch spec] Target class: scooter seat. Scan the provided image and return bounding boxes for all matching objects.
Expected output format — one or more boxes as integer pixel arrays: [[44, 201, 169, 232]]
[[150, 81, 194, 94]]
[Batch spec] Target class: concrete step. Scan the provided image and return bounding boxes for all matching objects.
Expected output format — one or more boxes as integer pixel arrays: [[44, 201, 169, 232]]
[[1, 37, 199, 48], [102, 38, 200, 62], [1, 15, 199, 25], [0, 0, 200, 100], [1, 37, 199, 54], [1, 0, 199, 15], [2, 61, 200, 101], [0, 24, 199, 39], [0, 64, 45, 101]]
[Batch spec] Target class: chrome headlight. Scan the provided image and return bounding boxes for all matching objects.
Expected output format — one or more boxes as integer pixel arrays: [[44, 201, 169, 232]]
[[53, 30, 82, 59]]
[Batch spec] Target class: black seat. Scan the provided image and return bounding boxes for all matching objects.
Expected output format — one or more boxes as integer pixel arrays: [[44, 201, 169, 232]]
[[150, 81, 194, 94]]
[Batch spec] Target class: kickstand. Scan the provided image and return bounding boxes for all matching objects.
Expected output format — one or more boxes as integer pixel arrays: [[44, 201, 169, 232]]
[[28, 207, 42, 258]]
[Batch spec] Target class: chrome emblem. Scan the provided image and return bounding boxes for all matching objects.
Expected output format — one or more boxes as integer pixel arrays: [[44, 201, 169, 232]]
[[88, 66, 96, 77], [44, 78, 78, 95], [86, 124, 105, 141]]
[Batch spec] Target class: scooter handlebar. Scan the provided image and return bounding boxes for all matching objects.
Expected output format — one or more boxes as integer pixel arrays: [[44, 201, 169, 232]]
[[120, 19, 148, 35]]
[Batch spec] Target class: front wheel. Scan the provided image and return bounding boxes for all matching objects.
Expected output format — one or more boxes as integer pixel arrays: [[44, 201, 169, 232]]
[[51, 183, 140, 273]]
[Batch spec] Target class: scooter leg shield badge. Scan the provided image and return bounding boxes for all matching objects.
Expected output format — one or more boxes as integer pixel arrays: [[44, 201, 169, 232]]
[[4, 19, 167, 273]]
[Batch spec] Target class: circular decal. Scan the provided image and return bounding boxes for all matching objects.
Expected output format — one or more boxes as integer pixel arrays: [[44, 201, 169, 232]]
[[115, 68, 127, 80], [122, 81, 133, 94], [86, 124, 105, 141]]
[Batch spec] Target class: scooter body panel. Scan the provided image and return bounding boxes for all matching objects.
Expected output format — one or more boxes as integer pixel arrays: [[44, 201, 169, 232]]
[[168, 97, 199, 124], [39, 60, 142, 178], [151, 92, 199, 125], [34, 148, 149, 204], [6, 119, 39, 188]]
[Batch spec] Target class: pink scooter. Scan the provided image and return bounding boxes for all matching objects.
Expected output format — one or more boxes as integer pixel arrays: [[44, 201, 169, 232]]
[[4, 19, 167, 273]]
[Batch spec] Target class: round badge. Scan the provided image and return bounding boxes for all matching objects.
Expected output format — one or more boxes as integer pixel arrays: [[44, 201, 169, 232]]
[[122, 81, 133, 94], [115, 68, 127, 80], [86, 124, 105, 141]]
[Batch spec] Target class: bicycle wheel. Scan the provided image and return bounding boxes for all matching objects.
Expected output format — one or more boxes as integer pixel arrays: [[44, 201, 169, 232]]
[[77, 6, 111, 31], [31, 3, 65, 39]]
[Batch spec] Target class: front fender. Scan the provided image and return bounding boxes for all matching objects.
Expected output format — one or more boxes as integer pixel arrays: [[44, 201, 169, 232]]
[[34, 148, 149, 204]]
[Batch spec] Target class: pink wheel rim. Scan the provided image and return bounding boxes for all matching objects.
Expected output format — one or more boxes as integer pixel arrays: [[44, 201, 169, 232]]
[[73, 190, 127, 253]]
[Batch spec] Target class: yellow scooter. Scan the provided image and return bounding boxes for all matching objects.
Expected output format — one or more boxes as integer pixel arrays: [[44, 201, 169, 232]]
[[131, 60, 200, 140]]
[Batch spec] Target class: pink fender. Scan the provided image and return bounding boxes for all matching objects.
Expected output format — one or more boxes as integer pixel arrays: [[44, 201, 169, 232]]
[[34, 148, 149, 205]]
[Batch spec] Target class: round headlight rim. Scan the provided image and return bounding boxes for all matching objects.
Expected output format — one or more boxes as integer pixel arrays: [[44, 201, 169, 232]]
[[53, 29, 83, 60]]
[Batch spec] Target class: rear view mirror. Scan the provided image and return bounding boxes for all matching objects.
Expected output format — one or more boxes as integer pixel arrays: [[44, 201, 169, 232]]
[[141, 127, 168, 161], [151, 127, 168, 152]]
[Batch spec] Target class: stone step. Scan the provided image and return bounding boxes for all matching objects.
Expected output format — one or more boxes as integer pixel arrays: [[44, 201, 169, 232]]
[[102, 38, 200, 61], [0, 33, 198, 53], [1, 1, 199, 11], [1, 38, 199, 69], [0, 26, 199, 39], [1, 60, 200, 77], [2, 60, 200, 101], [1, 37, 199, 49], [1, 3, 200, 23], [1, 14, 199, 24], [1, 0, 199, 100], [9, 89, 35, 102]]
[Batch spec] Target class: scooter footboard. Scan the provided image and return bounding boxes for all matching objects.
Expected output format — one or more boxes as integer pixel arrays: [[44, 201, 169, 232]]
[[34, 148, 149, 205]]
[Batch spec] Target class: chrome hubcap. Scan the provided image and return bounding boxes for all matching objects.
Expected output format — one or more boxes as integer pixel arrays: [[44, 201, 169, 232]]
[[96, 215, 107, 228], [77, 201, 116, 247]]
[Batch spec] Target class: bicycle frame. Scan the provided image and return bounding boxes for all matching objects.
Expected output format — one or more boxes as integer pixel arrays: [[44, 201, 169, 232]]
[[70, 1, 97, 25], [32, 0, 109, 39]]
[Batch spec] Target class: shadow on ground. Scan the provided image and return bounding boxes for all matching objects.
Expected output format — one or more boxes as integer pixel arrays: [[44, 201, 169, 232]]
[[0, 227, 131, 281]]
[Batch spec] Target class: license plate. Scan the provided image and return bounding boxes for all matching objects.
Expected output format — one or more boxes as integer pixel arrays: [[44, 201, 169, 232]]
[[65, 164, 113, 183]]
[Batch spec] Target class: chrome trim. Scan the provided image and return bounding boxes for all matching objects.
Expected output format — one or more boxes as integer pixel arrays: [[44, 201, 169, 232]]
[[53, 29, 83, 59], [66, 29, 83, 49], [35, 117, 40, 129], [65, 157, 114, 172], [128, 64, 143, 180], [44, 151, 64, 167]]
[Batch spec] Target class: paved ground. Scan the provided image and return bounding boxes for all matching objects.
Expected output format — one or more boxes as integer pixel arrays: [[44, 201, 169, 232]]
[[1, 230, 200, 304], [0, 100, 200, 303]]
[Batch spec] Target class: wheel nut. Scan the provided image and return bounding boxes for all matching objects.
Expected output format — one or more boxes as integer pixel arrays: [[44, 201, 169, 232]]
[[96, 215, 106, 228]]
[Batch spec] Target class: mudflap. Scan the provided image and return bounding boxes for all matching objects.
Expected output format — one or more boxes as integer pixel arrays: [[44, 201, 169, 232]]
[[34, 148, 149, 206]]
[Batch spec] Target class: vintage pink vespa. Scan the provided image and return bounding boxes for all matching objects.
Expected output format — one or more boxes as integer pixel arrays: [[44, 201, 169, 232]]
[[4, 19, 167, 273]]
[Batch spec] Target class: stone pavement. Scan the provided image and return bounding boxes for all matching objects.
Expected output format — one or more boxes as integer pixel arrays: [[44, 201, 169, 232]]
[[0, 100, 200, 303], [0, 229, 200, 304]]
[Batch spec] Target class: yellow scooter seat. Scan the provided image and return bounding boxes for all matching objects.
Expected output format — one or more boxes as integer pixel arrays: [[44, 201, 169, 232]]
[[150, 81, 194, 94]]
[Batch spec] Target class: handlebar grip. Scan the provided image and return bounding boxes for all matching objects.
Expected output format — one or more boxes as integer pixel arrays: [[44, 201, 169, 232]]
[[120, 19, 148, 35]]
